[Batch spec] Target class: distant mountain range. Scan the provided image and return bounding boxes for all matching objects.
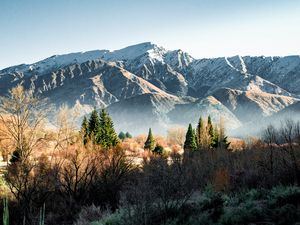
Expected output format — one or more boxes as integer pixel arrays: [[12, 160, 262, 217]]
[[1, 42, 299, 135]]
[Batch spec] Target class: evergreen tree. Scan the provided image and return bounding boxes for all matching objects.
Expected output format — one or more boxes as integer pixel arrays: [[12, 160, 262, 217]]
[[207, 115, 214, 138], [118, 131, 126, 141], [125, 132, 132, 139], [196, 116, 204, 149], [88, 108, 100, 140], [211, 125, 220, 148], [221, 136, 231, 149], [144, 128, 155, 151], [97, 109, 120, 148], [81, 116, 89, 144], [153, 145, 164, 155], [184, 124, 197, 152]]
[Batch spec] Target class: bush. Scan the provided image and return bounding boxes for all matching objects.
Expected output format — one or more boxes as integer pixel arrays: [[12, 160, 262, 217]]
[[74, 205, 110, 225], [91, 186, 300, 225]]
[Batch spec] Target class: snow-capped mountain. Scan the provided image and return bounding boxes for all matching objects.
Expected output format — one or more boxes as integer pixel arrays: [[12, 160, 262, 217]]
[[0, 42, 299, 135]]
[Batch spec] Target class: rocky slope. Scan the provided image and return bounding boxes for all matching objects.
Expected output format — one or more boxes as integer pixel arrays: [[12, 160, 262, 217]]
[[0, 42, 299, 135]]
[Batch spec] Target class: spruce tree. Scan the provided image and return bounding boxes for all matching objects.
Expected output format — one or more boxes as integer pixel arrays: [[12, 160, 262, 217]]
[[88, 108, 100, 140], [144, 128, 155, 151], [118, 131, 126, 140], [184, 124, 197, 152], [196, 116, 204, 149], [81, 116, 89, 144], [97, 109, 120, 148], [125, 132, 132, 139]]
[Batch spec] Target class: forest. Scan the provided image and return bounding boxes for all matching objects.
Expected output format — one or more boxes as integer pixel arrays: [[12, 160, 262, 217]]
[[1, 85, 300, 225]]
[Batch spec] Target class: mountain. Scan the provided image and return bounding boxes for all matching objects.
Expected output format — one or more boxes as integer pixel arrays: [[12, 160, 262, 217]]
[[212, 88, 299, 122], [100, 42, 191, 96], [0, 42, 299, 135], [107, 92, 185, 134], [168, 96, 242, 130], [268, 101, 300, 124]]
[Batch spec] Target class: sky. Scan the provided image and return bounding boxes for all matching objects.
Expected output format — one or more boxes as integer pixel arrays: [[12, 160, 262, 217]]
[[0, 0, 300, 69]]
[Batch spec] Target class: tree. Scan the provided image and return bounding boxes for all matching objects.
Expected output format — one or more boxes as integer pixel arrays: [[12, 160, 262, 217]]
[[125, 132, 132, 139], [0, 85, 47, 163], [221, 136, 230, 149], [97, 109, 119, 148], [279, 119, 300, 184], [153, 145, 164, 155], [196, 117, 204, 149], [88, 108, 100, 141], [210, 117, 230, 150], [54, 104, 81, 155], [167, 127, 186, 147], [144, 128, 155, 151], [263, 124, 278, 177], [118, 131, 126, 141], [81, 116, 89, 144], [211, 125, 219, 148], [184, 124, 197, 153], [0, 85, 51, 222], [207, 115, 214, 139]]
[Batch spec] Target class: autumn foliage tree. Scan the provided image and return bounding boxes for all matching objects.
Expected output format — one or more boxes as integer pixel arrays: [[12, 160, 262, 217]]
[[0, 85, 50, 223], [0, 85, 47, 162]]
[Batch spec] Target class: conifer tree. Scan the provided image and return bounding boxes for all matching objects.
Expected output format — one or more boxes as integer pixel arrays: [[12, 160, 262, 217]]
[[221, 136, 231, 149], [97, 109, 120, 148], [184, 124, 197, 152], [144, 128, 155, 151], [81, 116, 89, 144], [196, 116, 204, 149], [153, 144, 164, 155], [211, 125, 220, 148], [125, 132, 132, 139], [207, 115, 214, 138], [118, 131, 126, 140], [88, 108, 100, 139]]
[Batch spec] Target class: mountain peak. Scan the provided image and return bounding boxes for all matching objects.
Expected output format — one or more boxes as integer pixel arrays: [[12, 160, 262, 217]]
[[103, 42, 166, 61]]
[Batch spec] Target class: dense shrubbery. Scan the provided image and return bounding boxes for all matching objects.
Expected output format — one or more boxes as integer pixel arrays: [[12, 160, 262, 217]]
[[6, 139, 298, 224], [90, 186, 300, 225]]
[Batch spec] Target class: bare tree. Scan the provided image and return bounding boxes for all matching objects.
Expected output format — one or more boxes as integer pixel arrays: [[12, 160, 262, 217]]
[[58, 140, 98, 204], [0, 85, 51, 223], [262, 124, 279, 177], [0, 85, 48, 162], [279, 119, 300, 184], [53, 104, 81, 152], [167, 127, 186, 147]]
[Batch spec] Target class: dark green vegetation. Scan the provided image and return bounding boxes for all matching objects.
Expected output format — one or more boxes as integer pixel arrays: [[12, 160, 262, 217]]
[[184, 116, 230, 154], [144, 128, 156, 151], [82, 108, 120, 148], [118, 131, 132, 141]]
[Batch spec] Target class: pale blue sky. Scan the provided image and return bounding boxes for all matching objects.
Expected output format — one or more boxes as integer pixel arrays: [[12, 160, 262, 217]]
[[0, 0, 300, 69]]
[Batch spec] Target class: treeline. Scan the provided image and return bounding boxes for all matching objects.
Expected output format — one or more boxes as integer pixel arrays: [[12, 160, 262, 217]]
[[184, 115, 230, 153], [1, 85, 300, 225], [143, 115, 230, 157]]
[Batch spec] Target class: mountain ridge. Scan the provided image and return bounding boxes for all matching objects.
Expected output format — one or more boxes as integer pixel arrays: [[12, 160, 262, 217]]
[[1, 42, 299, 135]]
